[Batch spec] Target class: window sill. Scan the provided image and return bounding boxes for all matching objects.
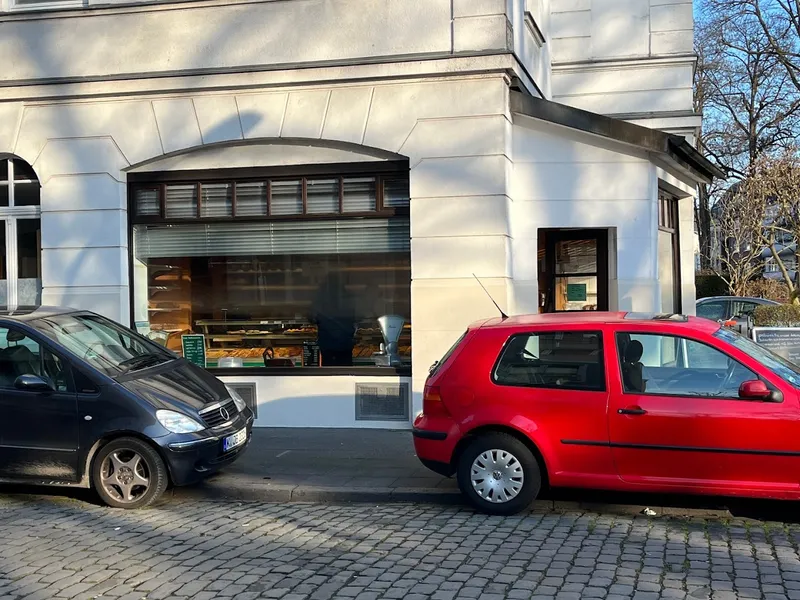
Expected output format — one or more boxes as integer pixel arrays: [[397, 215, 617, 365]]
[[209, 366, 412, 377]]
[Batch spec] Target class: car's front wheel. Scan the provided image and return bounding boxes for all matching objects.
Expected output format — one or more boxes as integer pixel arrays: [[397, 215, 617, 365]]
[[457, 433, 541, 515], [92, 437, 169, 509]]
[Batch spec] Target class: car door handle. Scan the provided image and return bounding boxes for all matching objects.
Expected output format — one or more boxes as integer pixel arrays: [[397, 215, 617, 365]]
[[618, 406, 647, 416]]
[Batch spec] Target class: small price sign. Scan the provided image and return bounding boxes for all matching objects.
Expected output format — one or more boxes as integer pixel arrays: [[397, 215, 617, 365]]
[[181, 334, 207, 368]]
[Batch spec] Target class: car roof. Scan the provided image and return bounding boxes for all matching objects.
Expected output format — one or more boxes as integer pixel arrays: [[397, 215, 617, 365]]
[[697, 296, 778, 304], [478, 311, 721, 334], [0, 306, 79, 322]]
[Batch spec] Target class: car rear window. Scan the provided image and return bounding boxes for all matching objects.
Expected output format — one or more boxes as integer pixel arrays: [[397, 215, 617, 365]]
[[493, 330, 605, 391], [429, 330, 468, 376]]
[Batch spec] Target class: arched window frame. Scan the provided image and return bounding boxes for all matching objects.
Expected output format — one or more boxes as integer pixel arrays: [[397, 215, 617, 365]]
[[0, 157, 42, 307]]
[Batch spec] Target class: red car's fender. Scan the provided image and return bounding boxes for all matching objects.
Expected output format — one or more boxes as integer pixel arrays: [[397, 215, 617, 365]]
[[456, 409, 558, 476]]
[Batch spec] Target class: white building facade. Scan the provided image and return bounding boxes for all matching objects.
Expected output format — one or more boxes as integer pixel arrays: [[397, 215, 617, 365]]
[[0, 0, 718, 427]]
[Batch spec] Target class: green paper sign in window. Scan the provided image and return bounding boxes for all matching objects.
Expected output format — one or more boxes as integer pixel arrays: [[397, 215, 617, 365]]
[[566, 283, 587, 302]]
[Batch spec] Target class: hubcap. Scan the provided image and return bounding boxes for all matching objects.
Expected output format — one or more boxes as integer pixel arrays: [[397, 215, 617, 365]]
[[470, 449, 524, 504], [100, 450, 150, 504]]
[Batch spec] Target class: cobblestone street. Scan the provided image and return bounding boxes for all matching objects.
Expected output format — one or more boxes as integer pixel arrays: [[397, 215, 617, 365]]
[[2, 495, 800, 600]]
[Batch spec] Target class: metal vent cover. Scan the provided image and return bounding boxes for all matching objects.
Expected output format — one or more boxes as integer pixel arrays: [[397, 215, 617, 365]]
[[355, 382, 410, 421], [227, 382, 258, 419]]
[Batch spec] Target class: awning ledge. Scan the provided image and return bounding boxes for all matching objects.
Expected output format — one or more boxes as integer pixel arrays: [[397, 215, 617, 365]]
[[510, 91, 725, 185]]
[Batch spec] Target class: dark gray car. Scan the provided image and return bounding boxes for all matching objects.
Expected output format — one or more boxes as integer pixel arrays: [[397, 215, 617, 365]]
[[696, 296, 779, 322]]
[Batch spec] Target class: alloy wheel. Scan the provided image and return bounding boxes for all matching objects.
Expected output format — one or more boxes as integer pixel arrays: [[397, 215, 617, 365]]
[[100, 449, 151, 505]]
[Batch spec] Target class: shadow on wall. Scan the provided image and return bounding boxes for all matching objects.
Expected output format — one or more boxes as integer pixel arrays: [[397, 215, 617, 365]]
[[2, 1, 451, 82]]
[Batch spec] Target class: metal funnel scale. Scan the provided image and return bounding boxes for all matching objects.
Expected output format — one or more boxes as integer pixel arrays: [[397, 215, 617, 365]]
[[372, 315, 405, 367]]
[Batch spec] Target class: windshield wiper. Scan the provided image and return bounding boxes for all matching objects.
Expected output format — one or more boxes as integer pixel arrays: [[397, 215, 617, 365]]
[[118, 353, 171, 373]]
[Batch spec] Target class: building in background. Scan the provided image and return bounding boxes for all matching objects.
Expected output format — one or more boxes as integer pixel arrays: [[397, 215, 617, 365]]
[[0, 0, 718, 427]]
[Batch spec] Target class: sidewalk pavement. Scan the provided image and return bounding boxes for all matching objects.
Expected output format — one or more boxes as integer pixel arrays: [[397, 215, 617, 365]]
[[177, 428, 459, 504], [172, 428, 764, 519]]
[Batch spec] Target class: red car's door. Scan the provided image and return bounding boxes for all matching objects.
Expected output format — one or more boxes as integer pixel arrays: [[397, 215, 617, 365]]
[[608, 328, 800, 494]]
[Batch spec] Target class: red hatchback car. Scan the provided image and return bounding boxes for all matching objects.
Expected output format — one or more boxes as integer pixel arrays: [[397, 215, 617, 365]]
[[413, 312, 800, 515]]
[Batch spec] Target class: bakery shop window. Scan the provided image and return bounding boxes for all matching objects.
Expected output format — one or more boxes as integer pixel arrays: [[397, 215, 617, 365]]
[[130, 166, 411, 371]]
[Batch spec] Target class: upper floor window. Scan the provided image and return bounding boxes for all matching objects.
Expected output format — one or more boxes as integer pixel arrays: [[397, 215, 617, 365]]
[[0, 158, 40, 208]]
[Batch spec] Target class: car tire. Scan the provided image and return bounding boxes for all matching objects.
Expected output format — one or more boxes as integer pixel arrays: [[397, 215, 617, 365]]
[[92, 437, 169, 509], [457, 432, 541, 516]]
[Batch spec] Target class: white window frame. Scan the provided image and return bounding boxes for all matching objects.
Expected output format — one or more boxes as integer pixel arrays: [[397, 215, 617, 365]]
[[0, 158, 42, 307]]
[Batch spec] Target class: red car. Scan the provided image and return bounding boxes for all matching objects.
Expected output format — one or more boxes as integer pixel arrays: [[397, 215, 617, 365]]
[[413, 312, 800, 515]]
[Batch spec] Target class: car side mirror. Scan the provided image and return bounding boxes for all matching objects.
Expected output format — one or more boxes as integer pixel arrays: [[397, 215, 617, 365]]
[[14, 374, 55, 393], [739, 379, 783, 403]]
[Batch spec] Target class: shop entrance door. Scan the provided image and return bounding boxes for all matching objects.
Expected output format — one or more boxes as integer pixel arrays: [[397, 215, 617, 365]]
[[539, 229, 608, 313]]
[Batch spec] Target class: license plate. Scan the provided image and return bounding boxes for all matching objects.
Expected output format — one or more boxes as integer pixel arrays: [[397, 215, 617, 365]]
[[223, 428, 247, 452]]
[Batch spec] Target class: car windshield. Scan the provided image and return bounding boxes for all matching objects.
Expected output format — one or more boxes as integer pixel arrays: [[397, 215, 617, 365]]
[[715, 327, 800, 387], [31, 312, 175, 377]]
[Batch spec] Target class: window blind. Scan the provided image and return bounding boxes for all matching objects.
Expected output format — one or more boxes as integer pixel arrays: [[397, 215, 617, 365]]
[[134, 189, 160, 216], [384, 179, 410, 208], [134, 218, 410, 258], [343, 178, 376, 212], [271, 180, 303, 215], [306, 179, 339, 214], [201, 183, 232, 218], [235, 182, 268, 216], [165, 185, 197, 218]]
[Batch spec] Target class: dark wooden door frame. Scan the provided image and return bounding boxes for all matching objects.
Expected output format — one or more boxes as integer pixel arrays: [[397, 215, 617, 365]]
[[542, 228, 609, 313]]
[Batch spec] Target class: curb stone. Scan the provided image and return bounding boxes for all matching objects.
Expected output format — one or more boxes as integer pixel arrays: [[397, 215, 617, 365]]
[[172, 482, 734, 518]]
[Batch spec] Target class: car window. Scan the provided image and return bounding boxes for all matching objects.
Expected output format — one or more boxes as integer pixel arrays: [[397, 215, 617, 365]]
[[715, 327, 800, 388], [0, 327, 72, 392], [730, 301, 759, 317], [696, 300, 727, 321], [616, 333, 757, 398], [494, 330, 605, 391], [32, 313, 174, 377]]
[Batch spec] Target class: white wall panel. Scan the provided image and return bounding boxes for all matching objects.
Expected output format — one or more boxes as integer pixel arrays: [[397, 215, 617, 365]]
[[0, 0, 452, 83], [41, 210, 127, 250], [218, 375, 414, 429]]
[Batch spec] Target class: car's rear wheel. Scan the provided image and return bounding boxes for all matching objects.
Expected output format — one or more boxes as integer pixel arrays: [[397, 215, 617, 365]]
[[92, 437, 169, 509], [457, 433, 541, 516]]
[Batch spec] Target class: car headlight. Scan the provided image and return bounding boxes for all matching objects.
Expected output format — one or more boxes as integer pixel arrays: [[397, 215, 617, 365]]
[[226, 385, 247, 413], [156, 410, 205, 434]]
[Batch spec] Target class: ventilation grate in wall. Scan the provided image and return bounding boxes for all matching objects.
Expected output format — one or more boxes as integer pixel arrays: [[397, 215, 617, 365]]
[[355, 383, 410, 422], [227, 382, 258, 419]]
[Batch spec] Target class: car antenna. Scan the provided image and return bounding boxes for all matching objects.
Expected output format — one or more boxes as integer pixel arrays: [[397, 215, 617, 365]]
[[473, 273, 508, 320]]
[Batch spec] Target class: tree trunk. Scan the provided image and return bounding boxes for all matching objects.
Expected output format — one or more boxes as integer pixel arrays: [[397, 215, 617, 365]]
[[769, 243, 796, 301]]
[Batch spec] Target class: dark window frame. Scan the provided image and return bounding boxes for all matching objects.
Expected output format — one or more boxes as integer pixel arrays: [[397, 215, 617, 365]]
[[127, 161, 412, 378], [658, 191, 682, 312], [541, 228, 609, 313], [129, 162, 409, 224], [614, 331, 771, 402], [492, 330, 607, 392]]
